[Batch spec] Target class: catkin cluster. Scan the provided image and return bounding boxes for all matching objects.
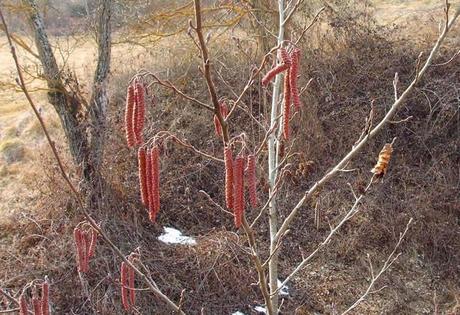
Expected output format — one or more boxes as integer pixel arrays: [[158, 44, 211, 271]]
[[224, 148, 259, 228], [121, 256, 137, 311], [138, 144, 161, 222], [214, 100, 229, 137], [19, 278, 50, 315], [73, 224, 98, 273], [262, 47, 302, 140], [125, 80, 146, 147]]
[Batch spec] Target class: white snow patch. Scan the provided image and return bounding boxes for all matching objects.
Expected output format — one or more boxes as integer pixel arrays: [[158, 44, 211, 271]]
[[231, 312, 246, 315], [277, 279, 290, 296], [158, 227, 196, 245], [254, 305, 267, 314]]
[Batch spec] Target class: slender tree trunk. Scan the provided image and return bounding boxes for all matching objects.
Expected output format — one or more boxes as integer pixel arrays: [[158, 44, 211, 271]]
[[268, 1, 285, 313], [22, 0, 89, 170], [86, 0, 112, 198], [22, 0, 112, 200]]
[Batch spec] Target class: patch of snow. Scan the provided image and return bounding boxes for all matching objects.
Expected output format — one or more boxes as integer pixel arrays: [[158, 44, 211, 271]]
[[254, 305, 267, 314], [158, 227, 196, 245], [277, 279, 290, 296], [231, 312, 246, 315]]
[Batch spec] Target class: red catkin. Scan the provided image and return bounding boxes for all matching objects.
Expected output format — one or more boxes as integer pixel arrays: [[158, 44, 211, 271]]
[[83, 231, 91, 272], [138, 147, 148, 206], [213, 101, 229, 137], [87, 229, 98, 259], [125, 84, 136, 147], [121, 262, 130, 311], [283, 69, 291, 140], [74, 228, 87, 273], [233, 155, 245, 228], [32, 298, 42, 315], [289, 48, 301, 111], [262, 63, 290, 86], [41, 280, 49, 315], [134, 83, 145, 145], [279, 47, 291, 65], [247, 154, 257, 208], [224, 146, 234, 209], [19, 293, 28, 315], [128, 264, 135, 306], [146, 150, 154, 211], [149, 145, 160, 222]]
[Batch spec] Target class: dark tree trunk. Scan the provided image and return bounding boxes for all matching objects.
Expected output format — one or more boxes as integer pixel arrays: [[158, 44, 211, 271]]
[[22, 0, 112, 201]]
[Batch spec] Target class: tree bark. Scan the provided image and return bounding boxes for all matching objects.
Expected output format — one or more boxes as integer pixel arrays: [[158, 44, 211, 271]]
[[22, 0, 112, 199]]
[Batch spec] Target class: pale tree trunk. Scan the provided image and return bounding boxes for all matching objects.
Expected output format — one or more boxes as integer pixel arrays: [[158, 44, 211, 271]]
[[268, 0, 285, 313], [22, 0, 112, 200]]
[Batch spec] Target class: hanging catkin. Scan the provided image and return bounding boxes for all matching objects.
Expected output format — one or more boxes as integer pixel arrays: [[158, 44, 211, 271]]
[[371, 143, 393, 176], [125, 84, 135, 147], [134, 83, 145, 145], [32, 298, 41, 315], [128, 264, 135, 306], [149, 145, 160, 222], [279, 47, 291, 65], [74, 227, 86, 273], [120, 262, 130, 311], [262, 63, 290, 86], [87, 229, 98, 259], [289, 48, 301, 111], [233, 155, 245, 228], [19, 293, 28, 315], [224, 146, 234, 209], [41, 279, 49, 315], [247, 154, 257, 208], [283, 69, 291, 140], [145, 150, 153, 212], [138, 147, 148, 206]]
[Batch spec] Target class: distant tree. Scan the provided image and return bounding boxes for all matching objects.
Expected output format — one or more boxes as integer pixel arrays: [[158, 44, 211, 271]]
[[21, 0, 112, 198]]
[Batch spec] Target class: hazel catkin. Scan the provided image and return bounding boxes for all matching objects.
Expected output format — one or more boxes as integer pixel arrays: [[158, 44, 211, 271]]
[[224, 146, 234, 209], [233, 155, 245, 228], [246, 154, 257, 208], [138, 147, 148, 206], [120, 262, 130, 311], [125, 84, 136, 147], [149, 145, 160, 222], [262, 63, 290, 86], [133, 83, 145, 145], [283, 70, 291, 140], [289, 48, 301, 111], [41, 279, 49, 315]]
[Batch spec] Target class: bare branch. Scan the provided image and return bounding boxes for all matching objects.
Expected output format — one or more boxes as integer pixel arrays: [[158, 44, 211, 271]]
[[341, 218, 414, 315], [274, 8, 459, 243]]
